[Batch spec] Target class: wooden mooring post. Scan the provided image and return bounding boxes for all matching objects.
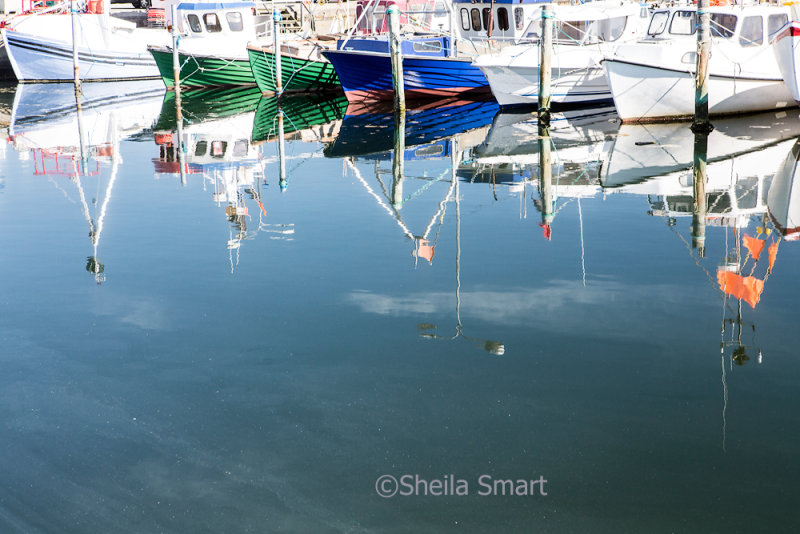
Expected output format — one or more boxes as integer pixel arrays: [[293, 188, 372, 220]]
[[171, 5, 181, 100], [538, 5, 553, 124], [273, 7, 283, 94], [691, 0, 713, 133], [692, 131, 708, 257], [538, 119, 553, 240], [388, 3, 406, 113], [392, 109, 406, 208], [70, 0, 81, 93], [278, 109, 287, 191]]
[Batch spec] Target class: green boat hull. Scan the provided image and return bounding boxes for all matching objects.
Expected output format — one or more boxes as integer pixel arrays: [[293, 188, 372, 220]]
[[247, 47, 340, 94], [252, 93, 348, 143], [150, 48, 256, 89]]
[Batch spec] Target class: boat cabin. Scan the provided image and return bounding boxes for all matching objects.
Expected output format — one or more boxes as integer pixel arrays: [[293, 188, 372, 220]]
[[451, 0, 649, 44], [645, 5, 789, 47], [171, 1, 263, 38]]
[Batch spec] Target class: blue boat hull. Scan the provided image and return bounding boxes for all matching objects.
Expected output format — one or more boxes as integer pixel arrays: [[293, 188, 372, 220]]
[[323, 49, 490, 102]]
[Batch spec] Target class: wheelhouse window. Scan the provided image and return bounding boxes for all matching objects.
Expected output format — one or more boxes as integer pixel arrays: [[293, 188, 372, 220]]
[[596, 15, 627, 42], [460, 8, 470, 31], [203, 13, 222, 33], [187, 14, 203, 33], [710, 14, 737, 38], [497, 8, 509, 32], [739, 16, 763, 46], [669, 11, 696, 35], [470, 8, 481, 31], [647, 11, 668, 36], [558, 20, 587, 43], [482, 8, 494, 31], [768, 14, 788, 40], [226, 12, 244, 32], [413, 40, 442, 54], [514, 7, 523, 30]]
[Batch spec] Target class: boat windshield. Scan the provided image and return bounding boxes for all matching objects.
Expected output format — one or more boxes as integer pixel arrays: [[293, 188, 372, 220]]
[[556, 15, 628, 44]]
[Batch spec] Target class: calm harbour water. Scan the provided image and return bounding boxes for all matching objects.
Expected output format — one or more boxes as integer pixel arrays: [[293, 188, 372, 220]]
[[0, 82, 798, 533]]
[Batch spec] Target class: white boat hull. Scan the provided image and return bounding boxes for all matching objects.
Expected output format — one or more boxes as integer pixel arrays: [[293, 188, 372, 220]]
[[603, 58, 795, 122], [477, 57, 612, 107], [1, 14, 168, 82], [773, 22, 800, 104]]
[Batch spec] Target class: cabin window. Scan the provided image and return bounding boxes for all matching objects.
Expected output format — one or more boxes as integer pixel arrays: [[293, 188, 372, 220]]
[[497, 8, 509, 32], [204, 13, 222, 33], [482, 9, 494, 31], [470, 8, 481, 31], [739, 16, 763, 46], [195, 141, 208, 156], [233, 140, 249, 157], [647, 11, 668, 35], [413, 40, 442, 54], [768, 14, 788, 40], [669, 11, 696, 36], [460, 8, 470, 31], [558, 20, 587, 43], [187, 14, 203, 33], [514, 7, 523, 30], [211, 141, 227, 158], [226, 12, 244, 32], [597, 15, 627, 42], [710, 14, 737, 38]]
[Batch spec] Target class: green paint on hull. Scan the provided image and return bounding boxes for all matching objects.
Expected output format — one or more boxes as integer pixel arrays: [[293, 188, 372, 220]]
[[252, 93, 348, 143], [247, 47, 340, 94], [150, 48, 255, 88], [155, 86, 263, 131]]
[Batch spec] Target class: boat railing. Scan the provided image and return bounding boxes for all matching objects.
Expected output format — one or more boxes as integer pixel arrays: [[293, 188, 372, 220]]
[[0, 0, 74, 27]]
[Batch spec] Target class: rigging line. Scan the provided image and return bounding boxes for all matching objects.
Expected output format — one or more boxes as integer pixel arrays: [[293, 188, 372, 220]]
[[92, 131, 120, 259], [345, 158, 414, 239], [721, 309, 728, 454], [73, 170, 96, 238], [421, 172, 456, 240]]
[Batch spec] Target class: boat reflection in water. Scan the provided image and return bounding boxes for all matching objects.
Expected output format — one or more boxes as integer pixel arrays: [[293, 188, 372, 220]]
[[769, 138, 800, 241], [468, 106, 619, 242], [599, 112, 800, 361], [324, 97, 505, 354], [7, 81, 165, 283], [152, 87, 276, 270]]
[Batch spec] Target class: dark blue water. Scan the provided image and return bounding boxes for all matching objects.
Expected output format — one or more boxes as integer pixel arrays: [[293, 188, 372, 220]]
[[0, 84, 798, 533]]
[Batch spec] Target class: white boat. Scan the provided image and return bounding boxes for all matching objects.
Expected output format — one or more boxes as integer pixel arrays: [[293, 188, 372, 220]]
[[602, 3, 795, 122], [1, 1, 170, 82], [473, 2, 651, 107]]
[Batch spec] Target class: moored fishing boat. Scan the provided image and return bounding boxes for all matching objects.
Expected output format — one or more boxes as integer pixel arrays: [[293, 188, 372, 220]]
[[1, 1, 170, 82], [473, 2, 651, 108], [148, 1, 266, 88], [323, 0, 549, 102], [602, 3, 794, 122]]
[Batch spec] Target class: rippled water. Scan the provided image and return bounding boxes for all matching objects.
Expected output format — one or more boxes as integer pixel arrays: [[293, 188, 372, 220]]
[[0, 82, 798, 533]]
